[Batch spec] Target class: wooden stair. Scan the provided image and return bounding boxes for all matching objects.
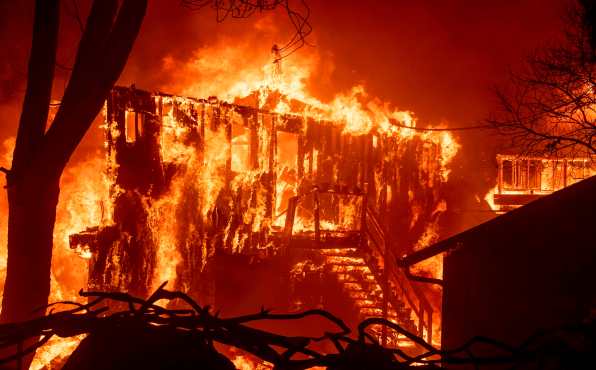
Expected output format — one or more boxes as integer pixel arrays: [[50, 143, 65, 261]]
[[281, 188, 435, 346], [320, 248, 417, 334]]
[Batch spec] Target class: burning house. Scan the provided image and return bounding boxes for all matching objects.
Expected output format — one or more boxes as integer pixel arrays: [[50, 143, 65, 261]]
[[488, 155, 595, 212], [68, 84, 459, 346]]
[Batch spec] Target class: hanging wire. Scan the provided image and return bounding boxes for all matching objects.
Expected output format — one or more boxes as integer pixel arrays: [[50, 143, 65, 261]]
[[180, 0, 313, 59], [391, 122, 492, 132]]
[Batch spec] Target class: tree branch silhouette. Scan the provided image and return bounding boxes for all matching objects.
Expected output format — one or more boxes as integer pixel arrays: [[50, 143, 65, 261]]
[[488, 1, 596, 159], [181, 0, 313, 59]]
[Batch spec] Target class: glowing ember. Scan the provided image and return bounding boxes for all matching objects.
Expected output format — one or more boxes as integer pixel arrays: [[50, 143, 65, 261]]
[[30, 335, 86, 370]]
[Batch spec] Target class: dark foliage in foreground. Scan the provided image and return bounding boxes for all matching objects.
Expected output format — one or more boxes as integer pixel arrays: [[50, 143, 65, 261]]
[[0, 283, 592, 369]]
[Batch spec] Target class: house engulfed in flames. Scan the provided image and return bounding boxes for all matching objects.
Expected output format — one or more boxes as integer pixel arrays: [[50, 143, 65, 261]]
[[69, 84, 459, 346]]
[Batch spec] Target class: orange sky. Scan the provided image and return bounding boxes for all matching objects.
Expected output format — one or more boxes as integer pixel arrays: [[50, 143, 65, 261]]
[[0, 0, 568, 233]]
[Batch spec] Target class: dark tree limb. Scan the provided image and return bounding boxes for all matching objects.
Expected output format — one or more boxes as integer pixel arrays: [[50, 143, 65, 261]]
[[181, 0, 312, 59], [10, 0, 60, 180], [0, 285, 591, 369], [488, 1, 596, 159], [41, 0, 148, 177]]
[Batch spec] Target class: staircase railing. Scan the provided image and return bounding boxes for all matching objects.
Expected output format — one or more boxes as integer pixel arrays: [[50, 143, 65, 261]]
[[280, 187, 434, 343], [361, 206, 434, 343]]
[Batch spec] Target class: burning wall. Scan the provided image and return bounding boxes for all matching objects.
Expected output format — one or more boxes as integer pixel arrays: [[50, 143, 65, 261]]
[[485, 155, 596, 212], [70, 84, 457, 293], [63, 78, 459, 350]]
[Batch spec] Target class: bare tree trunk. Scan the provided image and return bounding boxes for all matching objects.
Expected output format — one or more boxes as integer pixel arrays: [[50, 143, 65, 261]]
[[1, 0, 60, 325], [0, 2, 60, 368], [0, 170, 60, 369], [1, 0, 147, 368], [3, 176, 59, 323]]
